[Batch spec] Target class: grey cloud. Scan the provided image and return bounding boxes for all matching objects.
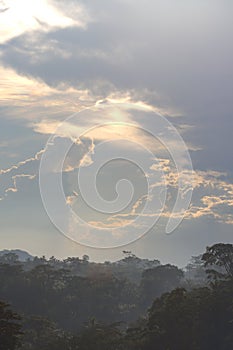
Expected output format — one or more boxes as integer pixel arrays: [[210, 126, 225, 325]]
[[1, 0, 232, 113], [1, 1, 232, 174]]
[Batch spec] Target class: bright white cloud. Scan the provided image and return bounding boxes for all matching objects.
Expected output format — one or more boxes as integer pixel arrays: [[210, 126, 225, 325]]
[[0, 0, 89, 44]]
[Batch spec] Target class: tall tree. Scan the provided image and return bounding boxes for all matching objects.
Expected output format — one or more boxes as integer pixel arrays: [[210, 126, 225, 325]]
[[202, 243, 233, 278]]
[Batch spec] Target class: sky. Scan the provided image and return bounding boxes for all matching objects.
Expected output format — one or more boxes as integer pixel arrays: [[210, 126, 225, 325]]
[[0, 0, 233, 266]]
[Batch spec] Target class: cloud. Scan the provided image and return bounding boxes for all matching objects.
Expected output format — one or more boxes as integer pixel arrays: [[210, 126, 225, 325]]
[[1, 0, 232, 114], [103, 161, 233, 229], [0, 65, 96, 122], [1, 0, 232, 175], [5, 174, 36, 195], [150, 161, 233, 226], [66, 190, 78, 206], [0, 149, 44, 175], [0, 147, 43, 201], [31, 97, 195, 167], [1, 68, 232, 235], [63, 137, 95, 172], [0, 0, 89, 44]]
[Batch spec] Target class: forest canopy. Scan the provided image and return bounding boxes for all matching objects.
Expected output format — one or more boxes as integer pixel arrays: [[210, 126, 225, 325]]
[[0, 243, 233, 350]]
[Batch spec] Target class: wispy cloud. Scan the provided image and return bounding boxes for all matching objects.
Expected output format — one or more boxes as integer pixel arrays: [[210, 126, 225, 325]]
[[0, 149, 42, 201], [102, 160, 233, 229], [0, 149, 44, 175], [5, 174, 36, 195]]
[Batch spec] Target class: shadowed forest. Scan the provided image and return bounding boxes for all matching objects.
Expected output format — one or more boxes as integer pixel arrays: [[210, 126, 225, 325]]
[[0, 243, 233, 350]]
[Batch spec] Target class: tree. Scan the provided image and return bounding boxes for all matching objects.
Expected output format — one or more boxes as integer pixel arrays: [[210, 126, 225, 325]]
[[0, 253, 19, 265], [202, 243, 233, 278], [140, 264, 184, 308], [74, 320, 123, 350], [21, 316, 72, 350], [0, 301, 22, 350], [82, 255, 90, 263], [136, 279, 233, 350]]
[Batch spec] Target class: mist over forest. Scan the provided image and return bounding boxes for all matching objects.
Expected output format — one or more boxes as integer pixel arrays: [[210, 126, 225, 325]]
[[1, 243, 233, 349]]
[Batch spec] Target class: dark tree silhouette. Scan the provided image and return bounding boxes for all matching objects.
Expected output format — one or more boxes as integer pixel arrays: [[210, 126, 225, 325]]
[[202, 243, 233, 278], [0, 301, 22, 350]]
